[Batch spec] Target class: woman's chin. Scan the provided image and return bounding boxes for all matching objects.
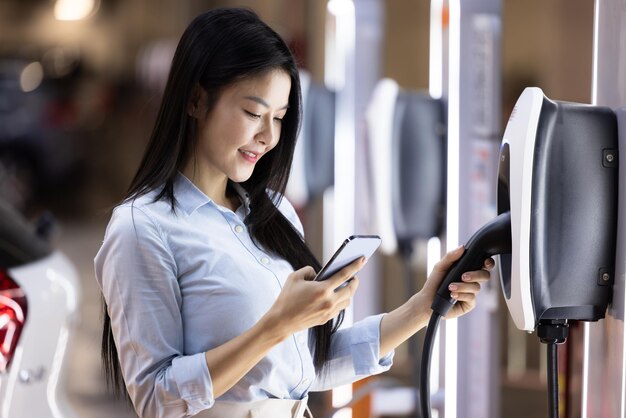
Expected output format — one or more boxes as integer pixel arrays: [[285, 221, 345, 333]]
[[229, 171, 254, 184]]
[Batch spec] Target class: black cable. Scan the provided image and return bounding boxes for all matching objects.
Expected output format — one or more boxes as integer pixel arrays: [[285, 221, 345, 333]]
[[419, 313, 441, 418], [537, 320, 568, 418], [546, 342, 559, 418]]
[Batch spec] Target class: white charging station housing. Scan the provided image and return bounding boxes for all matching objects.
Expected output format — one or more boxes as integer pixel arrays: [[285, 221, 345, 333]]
[[497, 87, 618, 331]]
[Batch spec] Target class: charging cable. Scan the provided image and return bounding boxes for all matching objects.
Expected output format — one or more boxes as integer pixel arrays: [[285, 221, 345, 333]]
[[419, 312, 442, 418], [537, 320, 569, 418]]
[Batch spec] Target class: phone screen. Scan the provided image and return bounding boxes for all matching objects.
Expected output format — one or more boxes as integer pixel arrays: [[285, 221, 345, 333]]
[[314, 235, 381, 282]]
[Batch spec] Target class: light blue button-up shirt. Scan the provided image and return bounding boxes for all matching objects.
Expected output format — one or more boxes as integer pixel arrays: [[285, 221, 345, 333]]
[[94, 173, 393, 418]]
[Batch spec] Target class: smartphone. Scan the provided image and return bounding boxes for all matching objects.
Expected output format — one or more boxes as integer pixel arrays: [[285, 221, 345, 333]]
[[314, 235, 382, 285]]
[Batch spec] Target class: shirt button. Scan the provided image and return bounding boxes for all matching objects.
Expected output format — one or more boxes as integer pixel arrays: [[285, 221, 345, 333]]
[[234, 225, 243, 233], [302, 378, 311, 386], [260, 257, 270, 265]]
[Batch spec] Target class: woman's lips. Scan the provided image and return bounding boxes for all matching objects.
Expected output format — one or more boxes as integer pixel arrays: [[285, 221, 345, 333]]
[[239, 149, 259, 163]]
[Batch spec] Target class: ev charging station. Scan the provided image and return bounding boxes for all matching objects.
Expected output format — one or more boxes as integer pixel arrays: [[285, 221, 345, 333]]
[[421, 84, 619, 418], [496, 87, 617, 334]]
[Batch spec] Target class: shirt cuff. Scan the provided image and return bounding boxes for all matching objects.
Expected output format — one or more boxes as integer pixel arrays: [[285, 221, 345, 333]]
[[171, 353, 214, 415], [350, 314, 395, 376]]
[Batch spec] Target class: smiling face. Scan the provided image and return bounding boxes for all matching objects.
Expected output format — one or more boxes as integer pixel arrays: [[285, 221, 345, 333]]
[[185, 69, 292, 196]]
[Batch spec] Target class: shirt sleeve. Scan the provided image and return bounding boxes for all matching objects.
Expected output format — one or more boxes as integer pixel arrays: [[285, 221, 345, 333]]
[[310, 314, 394, 391], [94, 205, 214, 418]]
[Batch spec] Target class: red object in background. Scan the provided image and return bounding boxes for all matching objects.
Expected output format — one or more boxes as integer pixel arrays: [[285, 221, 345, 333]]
[[0, 270, 27, 373]]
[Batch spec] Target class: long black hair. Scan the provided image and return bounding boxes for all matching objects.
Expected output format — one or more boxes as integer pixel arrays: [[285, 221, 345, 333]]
[[101, 7, 343, 398]]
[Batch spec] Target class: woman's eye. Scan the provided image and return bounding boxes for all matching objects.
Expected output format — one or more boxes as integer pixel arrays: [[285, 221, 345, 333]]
[[273, 117, 283, 124], [244, 110, 261, 119]]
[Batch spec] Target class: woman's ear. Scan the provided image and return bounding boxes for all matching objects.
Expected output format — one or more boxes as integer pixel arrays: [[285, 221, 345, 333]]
[[187, 85, 204, 118]]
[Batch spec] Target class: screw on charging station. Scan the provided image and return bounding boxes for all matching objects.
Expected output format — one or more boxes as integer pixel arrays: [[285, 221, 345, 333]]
[[606, 153, 615, 163], [602, 273, 610, 282]]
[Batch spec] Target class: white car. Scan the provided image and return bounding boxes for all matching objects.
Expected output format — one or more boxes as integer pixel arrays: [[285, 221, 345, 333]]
[[0, 203, 80, 418]]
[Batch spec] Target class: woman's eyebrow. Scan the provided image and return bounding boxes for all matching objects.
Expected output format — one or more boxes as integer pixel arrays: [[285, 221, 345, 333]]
[[244, 96, 289, 110]]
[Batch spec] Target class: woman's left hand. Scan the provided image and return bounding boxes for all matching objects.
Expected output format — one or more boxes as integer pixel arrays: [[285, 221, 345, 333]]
[[419, 245, 495, 319], [379, 245, 495, 357]]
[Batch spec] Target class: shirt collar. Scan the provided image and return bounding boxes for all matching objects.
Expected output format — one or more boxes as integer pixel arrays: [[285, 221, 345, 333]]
[[174, 172, 251, 216]]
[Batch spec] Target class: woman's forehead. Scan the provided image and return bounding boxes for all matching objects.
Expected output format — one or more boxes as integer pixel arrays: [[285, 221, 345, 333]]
[[222, 70, 292, 106]]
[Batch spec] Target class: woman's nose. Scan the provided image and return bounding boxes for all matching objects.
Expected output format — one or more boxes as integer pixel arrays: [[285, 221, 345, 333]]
[[256, 118, 277, 145]]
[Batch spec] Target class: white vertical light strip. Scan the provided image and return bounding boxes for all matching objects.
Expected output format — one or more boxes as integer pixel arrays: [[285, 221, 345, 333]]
[[428, 1, 444, 413], [326, 1, 356, 415], [429, 0, 444, 99], [446, 1, 460, 251], [428, 236, 442, 399], [591, 0, 600, 106], [323, 189, 336, 262], [445, 0, 461, 417], [325, 3, 339, 89], [428, 0, 443, 409], [326, 0, 356, 246], [427, 238, 442, 284]]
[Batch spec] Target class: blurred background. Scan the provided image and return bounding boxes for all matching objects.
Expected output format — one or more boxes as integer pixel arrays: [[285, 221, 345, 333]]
[[0, 0, 595, 417]]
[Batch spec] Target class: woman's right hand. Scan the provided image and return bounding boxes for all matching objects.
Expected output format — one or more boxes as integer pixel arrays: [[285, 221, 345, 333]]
[[267, 258, 365, 336], [203, 257, 364, 399]]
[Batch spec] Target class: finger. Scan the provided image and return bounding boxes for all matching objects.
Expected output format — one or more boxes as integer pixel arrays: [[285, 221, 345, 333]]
[[324, 257, 366, 288], [483, 257, 495, 270], [323, 294, 353, 322], [461, 270, 490, 283], [448, 282, 481, 295], [432, 245, 465, 274], [446, 298, 477, 317], [450, 291, 477, 304], [336, 297, 352, 312], [334, 276, 360, 297]]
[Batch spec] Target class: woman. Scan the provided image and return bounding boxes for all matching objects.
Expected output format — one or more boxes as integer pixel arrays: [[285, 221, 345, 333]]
[[94, 8, 493, 418]]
